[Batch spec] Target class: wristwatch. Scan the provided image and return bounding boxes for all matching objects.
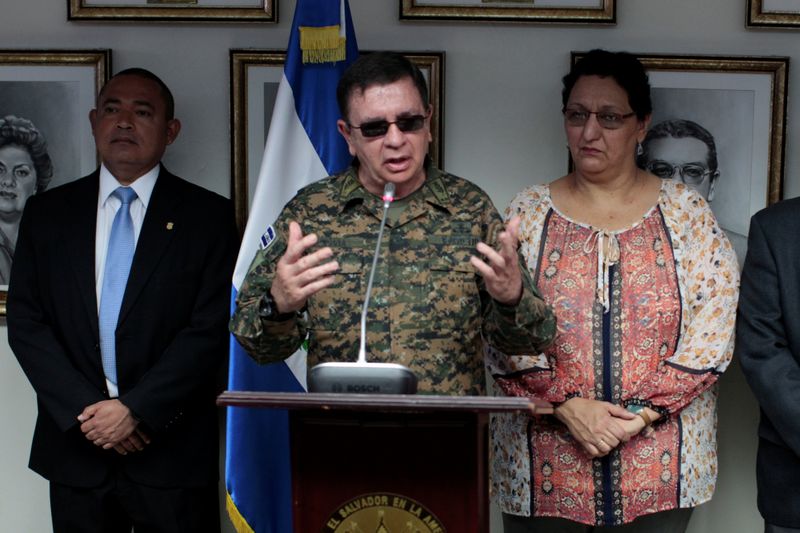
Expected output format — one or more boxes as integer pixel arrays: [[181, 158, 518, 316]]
[[258, 290, 293, 321], [626, 404, 653, 427]]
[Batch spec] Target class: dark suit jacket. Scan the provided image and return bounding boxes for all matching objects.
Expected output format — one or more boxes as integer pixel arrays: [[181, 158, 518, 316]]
[[736, 196, 800, 527], [7, 166, 237, 489]]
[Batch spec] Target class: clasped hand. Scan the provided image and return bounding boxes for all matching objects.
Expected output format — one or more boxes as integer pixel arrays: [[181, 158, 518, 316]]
[[78, 399, 150, 455], [471, 216, 524, 305], [554, 397, 649, 458]]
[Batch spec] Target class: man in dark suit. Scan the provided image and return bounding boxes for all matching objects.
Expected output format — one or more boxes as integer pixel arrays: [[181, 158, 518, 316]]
[[736, 197, 800, 533], [7, 68, 237, 532]]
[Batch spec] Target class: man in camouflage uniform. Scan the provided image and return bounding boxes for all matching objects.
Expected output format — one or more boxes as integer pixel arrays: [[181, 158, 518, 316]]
[[230, 52, 555, 395]]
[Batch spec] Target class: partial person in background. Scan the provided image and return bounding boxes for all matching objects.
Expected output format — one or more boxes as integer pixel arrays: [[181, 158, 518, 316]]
[[736, 197, 800, 533], [230, 51, 556, 395], [0, 114, 53, 284], [637, 119, 719, 201], [7, 68, 237, 533], [637, 118, 746, 264], [487, 49, 739, 532]]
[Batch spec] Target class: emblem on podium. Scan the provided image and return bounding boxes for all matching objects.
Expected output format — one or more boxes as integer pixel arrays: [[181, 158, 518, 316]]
[[323, 492, 445, 533]]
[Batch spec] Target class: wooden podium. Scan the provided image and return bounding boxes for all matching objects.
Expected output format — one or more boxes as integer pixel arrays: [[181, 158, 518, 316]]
[[218, 392, 548, 533]]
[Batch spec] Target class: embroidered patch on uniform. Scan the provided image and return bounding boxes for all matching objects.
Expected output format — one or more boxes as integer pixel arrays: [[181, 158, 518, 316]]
[[259, 225, 277, 250]]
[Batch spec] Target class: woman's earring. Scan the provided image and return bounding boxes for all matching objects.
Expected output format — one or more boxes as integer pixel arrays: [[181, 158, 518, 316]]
[[636, 142, 643, 156]]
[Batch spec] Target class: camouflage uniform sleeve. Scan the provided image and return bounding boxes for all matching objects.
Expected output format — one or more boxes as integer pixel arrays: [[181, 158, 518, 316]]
[[229, 204, 308, 364], [481, 213, 556, 355]]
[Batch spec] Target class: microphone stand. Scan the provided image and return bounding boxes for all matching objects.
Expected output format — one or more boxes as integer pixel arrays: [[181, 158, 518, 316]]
[[307, 182, 418, 394], [357, 182, 394, 363]]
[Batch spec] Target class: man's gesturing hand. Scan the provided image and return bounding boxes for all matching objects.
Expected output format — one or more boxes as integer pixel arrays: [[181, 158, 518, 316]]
[[270, 221, 339, 313], [471, 216, 524, 306]]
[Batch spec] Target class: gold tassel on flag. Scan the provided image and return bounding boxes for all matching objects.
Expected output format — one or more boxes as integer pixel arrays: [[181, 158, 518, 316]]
[[299, 25, 346, 64]]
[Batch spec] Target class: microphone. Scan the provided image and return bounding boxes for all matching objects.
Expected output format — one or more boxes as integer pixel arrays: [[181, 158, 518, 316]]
[[307, 182, 418, 394]]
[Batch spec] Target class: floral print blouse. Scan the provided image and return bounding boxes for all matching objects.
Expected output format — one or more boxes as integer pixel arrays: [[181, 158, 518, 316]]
[[486, 181, 739, 525]]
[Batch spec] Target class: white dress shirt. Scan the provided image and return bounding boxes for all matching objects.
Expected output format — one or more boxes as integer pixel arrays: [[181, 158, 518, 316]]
[[95, 164, 158, 396]]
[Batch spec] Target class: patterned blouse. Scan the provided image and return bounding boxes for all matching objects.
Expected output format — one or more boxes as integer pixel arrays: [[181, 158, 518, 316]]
[[486, 181, 739, 526]]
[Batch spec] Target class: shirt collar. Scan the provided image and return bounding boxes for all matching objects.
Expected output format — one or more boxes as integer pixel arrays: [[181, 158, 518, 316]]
[[336, 158, 450, 212], [98, 163, 159, 208]]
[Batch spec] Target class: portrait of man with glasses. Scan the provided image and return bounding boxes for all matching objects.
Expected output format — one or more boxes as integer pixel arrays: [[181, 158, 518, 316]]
[[637, 117, 746, 264], [637, 119, 720, 202]]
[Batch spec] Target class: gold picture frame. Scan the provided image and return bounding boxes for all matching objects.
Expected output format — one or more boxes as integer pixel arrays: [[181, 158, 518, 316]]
[[67, 0, 276, 23], [0, 49, 110, 315], [400, 0, 615, 24], [230, 49, 445, 232], [570, 52, 789, 263], [747, 0, 800, 28]]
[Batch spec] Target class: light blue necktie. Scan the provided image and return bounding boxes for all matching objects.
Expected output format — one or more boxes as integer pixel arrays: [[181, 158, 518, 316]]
[[99, 186, 138, 391]]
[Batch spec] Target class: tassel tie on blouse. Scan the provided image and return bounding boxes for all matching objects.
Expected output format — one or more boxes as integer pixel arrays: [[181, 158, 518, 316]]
[[583, 229, 620, 312]]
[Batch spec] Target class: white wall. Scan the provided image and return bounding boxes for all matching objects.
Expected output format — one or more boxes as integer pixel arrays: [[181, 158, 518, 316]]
[[2, 0, 796, 531]]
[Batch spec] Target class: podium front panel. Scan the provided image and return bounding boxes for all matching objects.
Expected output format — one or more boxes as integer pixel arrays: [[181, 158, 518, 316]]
[[290, 409, 487, 532], [217, 392, 545, 532]]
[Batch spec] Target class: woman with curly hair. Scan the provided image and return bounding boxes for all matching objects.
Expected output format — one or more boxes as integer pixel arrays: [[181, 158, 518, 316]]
[[488, 50, 739, 532], [0, 114, 53, 284]]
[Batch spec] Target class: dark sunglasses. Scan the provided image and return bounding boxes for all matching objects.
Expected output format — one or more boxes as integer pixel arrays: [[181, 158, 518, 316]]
[[348, 114, 427, 138]]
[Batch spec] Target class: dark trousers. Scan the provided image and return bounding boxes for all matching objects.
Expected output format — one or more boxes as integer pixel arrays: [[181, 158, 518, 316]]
[[503, 508, 693, 533], [50, 471, 220, 533]]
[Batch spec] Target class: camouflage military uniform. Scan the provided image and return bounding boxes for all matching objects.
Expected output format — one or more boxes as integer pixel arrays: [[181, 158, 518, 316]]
[[230, 163, 555, 395]]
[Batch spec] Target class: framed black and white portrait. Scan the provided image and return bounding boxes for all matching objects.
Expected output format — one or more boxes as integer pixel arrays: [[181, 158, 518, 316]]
[[0, 49, 110, 314], [747, 0, 800, 28], [68, 0, 276, 22], [400, 0, 615, 24]]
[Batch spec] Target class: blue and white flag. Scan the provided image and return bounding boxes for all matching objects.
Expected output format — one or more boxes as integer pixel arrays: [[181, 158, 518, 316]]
[[225, 1, 358, 531]]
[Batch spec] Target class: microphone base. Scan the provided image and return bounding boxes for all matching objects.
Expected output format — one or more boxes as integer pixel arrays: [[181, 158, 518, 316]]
[[307, 362, 418, 395]]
